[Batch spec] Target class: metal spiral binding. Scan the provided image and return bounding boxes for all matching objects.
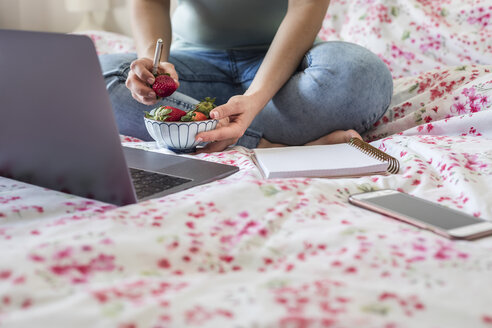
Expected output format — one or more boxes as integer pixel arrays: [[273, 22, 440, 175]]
[[348, 138, 400, 174]]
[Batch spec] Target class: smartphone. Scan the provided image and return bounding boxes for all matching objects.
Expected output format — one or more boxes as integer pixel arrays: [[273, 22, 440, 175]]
[[348, 189, 492, 240]]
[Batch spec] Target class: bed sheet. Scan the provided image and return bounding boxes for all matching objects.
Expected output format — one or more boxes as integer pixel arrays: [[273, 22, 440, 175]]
[[1, 65, 492, 327], [2, 2, 492, 327], [319, 0, 492, 78]]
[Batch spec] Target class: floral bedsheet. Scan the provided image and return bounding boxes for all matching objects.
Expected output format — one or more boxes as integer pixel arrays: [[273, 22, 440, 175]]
[[1, 65, 492, 327], [319, 0, 492, 78], [2, 1, 492, 327]]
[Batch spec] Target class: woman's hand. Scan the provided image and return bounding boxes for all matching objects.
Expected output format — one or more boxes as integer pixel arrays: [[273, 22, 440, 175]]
[[125, 57, 179, 105], [195, 95, 263, 153]]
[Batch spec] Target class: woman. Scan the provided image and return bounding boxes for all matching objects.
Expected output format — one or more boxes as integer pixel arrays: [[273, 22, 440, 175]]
[[100, 0, 393, 152]]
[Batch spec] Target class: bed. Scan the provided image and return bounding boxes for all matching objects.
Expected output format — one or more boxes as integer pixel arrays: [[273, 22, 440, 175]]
[[1, 0, 491, 327]]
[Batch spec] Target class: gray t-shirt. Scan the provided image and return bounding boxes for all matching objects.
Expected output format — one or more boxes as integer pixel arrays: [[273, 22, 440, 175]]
[[171, 0, 288, 50]]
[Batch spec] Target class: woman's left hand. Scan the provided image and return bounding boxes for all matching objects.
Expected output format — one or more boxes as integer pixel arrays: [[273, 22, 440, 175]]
[[195, 94, 262, 153]]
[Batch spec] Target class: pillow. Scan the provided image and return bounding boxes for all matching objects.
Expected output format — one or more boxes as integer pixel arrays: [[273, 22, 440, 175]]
[[364, 65, 492, 141], [79, 30, 136, 55]]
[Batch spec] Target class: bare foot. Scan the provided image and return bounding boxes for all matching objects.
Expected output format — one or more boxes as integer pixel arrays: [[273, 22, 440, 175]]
[[257, 138, 285, 148], [305, 129, 362, 146], [257, 129, 362, 149]]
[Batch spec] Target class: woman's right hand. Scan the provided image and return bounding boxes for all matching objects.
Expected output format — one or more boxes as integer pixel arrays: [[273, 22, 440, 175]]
[[125, 57, 180, 105]]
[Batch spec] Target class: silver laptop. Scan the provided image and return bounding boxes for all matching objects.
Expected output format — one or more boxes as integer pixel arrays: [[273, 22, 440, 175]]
[[0, 29, 238, 206]]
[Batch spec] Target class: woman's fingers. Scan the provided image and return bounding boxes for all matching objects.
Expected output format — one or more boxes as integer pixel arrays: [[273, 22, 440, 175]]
[[209, 97, 244, 120], [127, 58, 156, 103], [158, 62, 180, 87], [132, 93, 158, 105], [126, 71, 157, 104], [197, 95, 256, 145], [197, 123, 243, 143], [126, 58, 180, 105], [130, 58, 155, 85]]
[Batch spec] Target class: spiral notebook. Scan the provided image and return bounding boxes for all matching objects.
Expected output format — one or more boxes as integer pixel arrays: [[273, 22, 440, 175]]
[[252, 138, 399, 179]]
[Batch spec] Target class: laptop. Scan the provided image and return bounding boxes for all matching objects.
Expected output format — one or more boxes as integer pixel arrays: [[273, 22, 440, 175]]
[[0, 29, 239, 206]]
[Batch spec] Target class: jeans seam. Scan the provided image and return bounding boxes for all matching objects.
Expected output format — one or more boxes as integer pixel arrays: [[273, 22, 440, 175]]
[[227, 50, 240, 83], [121, 64, 131, 79], [178, 75, 232, 83], [107, 62, 132, 83], [303, 52, 313, 70], [244, 129, 262, 138], [165, 97, 196, 111], [236, 128, 263, 148]]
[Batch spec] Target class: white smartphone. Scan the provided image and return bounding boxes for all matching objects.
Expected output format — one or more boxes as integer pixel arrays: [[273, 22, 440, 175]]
[[348, 189, 492, 240]]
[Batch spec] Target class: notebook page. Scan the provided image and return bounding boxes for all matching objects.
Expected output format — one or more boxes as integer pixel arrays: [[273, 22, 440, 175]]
[[253, 143, 388, 178]]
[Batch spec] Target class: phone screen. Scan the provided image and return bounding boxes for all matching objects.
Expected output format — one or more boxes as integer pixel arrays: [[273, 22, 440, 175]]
[[362, 193, 483, 230]]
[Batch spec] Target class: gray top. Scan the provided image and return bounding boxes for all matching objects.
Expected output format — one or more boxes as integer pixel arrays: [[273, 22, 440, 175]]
[[171, 0, 288, 50]]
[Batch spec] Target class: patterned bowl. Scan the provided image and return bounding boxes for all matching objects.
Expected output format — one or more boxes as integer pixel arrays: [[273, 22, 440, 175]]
[[144, 117, 218, 153]]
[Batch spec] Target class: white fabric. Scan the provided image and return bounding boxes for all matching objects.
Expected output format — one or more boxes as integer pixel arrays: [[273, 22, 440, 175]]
[[1, 1, 492, 326]]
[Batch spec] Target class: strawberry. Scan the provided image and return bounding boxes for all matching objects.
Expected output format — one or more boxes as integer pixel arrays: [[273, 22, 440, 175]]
[[145, 105, 186, 121], [152, 74, 177, 98], [180, 110, 207, 122], [194, 97, 216, 117], [164, 106, 186, 121], [180, 97, 217, 122], [191, 112, 208, 121]]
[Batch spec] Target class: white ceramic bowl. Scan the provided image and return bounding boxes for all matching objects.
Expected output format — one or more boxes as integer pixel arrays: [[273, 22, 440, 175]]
[[144, 117, 218, 153]]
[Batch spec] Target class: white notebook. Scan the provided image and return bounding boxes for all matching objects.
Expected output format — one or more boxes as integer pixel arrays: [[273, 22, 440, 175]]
[[252, 139, 399, 179]]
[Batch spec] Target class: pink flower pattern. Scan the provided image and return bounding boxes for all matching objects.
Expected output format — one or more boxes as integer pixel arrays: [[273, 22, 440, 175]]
[[1, 1, 492, 327], [319, 0, 492, 78]]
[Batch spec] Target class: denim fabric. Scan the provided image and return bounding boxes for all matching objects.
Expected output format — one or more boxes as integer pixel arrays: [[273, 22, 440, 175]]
[[99, 41, 393, 148]]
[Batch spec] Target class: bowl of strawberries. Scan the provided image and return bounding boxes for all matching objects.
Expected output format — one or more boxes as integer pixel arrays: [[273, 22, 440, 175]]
[[144, 97, 218, 153]]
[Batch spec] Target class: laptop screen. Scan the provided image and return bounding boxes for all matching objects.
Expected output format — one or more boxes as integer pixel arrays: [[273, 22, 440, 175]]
[[0, 30, 137, 205]]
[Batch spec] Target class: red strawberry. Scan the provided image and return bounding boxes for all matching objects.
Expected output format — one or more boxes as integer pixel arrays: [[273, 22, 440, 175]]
[[164, 106, 186, 121], [191, 111, 208, 121], [180, 110, 208, 122], [152, 74, 177, 98], [148, 105, 186, 121]]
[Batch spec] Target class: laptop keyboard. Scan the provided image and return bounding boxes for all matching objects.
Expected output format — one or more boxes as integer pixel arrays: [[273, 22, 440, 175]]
[[129, 168, 192, 200]]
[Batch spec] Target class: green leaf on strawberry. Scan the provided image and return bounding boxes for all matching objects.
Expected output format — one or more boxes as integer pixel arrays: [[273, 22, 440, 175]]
[[145, 105, 186, 121], [152, 106, 173, 121], [180, 110, 196, 122], [194, 97, 216, 117], [180, 111, 210, 121]]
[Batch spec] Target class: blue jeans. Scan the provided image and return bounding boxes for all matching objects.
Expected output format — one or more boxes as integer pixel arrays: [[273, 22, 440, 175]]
[[99, 41, 393, 148]]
